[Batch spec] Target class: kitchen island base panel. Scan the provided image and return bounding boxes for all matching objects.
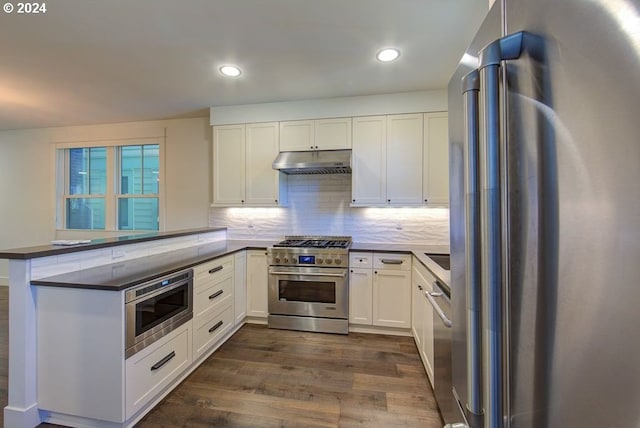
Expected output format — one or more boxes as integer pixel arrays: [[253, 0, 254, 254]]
[[268, 314, 348, 334]]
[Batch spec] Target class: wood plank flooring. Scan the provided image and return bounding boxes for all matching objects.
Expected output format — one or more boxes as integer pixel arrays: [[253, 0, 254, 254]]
[[136, 326, 443, 427], [0, 286, 443, 427]]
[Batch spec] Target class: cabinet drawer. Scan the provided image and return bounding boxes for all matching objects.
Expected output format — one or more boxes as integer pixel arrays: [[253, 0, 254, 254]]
[[194, 305, 233, 359], [194, 274, 233, 320], [373, 253, 412, 271], [194, 255, 234, 287], [349, 252, 373, 268], [125, 323, 191, 419]]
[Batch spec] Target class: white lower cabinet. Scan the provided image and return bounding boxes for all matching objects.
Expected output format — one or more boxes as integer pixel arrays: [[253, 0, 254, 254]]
[[373, 269, 412, 328], [246, 249, 269, 319], [125, 322, 192, 419], [192, 255, 234, 360], [349, 267, 373, 325], [193, 305, 234, 359], [349, 252, 411, 329], [234, 251, 247, 325], [412, 259, 435, 386]]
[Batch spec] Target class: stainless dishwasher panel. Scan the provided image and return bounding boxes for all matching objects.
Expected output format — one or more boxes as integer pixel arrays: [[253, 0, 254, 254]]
[[426, 280, 454, 424]]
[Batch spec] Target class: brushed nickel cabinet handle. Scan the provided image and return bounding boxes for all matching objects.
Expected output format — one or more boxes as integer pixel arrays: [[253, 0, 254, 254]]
[[209, 290, 224, 300], [208, 320, 224, 333], [208, 266, 223, 274], [150, 351, 176, 371]]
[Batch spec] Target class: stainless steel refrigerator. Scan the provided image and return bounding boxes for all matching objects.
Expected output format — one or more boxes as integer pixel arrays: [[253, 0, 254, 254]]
[[448, 0, 640, 427]]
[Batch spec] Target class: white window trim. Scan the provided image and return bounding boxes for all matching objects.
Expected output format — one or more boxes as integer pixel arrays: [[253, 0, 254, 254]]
[[54, 137, 166, 232]]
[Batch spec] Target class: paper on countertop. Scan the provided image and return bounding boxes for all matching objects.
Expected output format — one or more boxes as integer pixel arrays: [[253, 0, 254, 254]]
[[51, 240, 92, 246]]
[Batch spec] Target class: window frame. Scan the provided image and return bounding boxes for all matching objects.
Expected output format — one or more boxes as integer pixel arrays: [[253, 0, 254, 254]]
[[55, 138, 165, 232]]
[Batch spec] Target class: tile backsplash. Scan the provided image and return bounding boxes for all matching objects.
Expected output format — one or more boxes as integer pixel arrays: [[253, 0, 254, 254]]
[[208, 175, 449, 245]]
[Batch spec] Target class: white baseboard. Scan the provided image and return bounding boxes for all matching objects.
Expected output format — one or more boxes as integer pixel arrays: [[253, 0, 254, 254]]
[[4, 403, 42, 428], [348, 324, 412, 337], [0, 276, 8, 286]]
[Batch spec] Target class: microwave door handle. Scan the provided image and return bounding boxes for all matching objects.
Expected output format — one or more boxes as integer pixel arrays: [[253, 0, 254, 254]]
[[462, 69, 483, 417], [269, 271, 347, 278], [478, 30, 525, 428]]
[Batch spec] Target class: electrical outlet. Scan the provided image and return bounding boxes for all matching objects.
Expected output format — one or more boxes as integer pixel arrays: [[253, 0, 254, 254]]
[[112, 248, 126, 259]]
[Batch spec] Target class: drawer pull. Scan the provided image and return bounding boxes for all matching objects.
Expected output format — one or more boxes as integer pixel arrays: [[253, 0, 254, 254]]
[[150, 351, 176, 371], [208, 320, 224, 333], [208, 266, 224, 274], [209, 290, 224, 300], [381, 259, 403, 265]]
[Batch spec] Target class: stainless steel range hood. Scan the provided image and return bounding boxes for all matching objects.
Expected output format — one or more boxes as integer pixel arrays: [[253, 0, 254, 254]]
[[272, 149, 352, 175]]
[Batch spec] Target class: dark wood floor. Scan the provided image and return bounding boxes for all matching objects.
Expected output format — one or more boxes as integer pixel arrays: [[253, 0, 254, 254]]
[[0, 286, 442, 427]]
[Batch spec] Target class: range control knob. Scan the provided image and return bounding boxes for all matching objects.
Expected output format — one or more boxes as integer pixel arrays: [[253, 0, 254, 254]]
[[317, 257, 324, 264], [275, 257, 281, 264], [284, 257, 289, 263], [334, 258, 342, 265], [326, 258, 333, 265]]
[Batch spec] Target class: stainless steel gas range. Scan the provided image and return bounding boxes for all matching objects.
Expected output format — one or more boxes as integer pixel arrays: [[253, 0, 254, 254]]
[[267, 236, 351, 334]]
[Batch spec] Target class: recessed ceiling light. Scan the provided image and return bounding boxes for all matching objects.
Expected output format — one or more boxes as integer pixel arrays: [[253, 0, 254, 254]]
[[376, 48, 400, 62], [219, 65, 242, 77]]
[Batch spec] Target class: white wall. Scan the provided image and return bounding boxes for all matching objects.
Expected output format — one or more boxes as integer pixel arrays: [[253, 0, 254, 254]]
[[0, 117, 212, 284], [209, 174, 449, 245]]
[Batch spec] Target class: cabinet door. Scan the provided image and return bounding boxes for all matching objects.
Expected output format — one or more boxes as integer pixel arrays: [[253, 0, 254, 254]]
[[315, 118, 352, 150], [212, 125, 246, 205], [421, 288, 435, 386], [423, 112, 449, 205], [372, 269, 411, 328], [413, 264, 434, 386], [349, 268, 373, 325], [279, 120, 314, 151], [234, 251, 247, 325], [246, 250, 269, 318], [245, 122, 281, 205], [411, 267, 423, 349], [386, 113, 423, 205], [352, 116, 387, 206]]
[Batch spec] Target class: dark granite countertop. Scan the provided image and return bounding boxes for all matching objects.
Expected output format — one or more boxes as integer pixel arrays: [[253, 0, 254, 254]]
[[0, 227, 227, 260], [29, 237, 450, 293], [30, 239, 273, 291], [350, 242, 451, 292]]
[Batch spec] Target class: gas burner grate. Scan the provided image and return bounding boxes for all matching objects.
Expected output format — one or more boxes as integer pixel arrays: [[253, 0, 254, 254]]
[[273, 236, 352, 249]]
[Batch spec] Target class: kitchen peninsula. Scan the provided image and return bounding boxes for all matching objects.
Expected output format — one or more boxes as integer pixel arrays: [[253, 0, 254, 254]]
[[0, 227, 243, 428], [0, 227, 449, 428]]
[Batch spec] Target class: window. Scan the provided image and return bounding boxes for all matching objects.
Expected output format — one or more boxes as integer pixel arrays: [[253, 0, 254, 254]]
[[118, 144, 160, 230], [58, 142, 161, 231]]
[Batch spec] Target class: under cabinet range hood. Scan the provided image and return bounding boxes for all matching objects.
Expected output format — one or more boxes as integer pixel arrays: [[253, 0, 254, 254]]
[[272, 149, 352, 175]]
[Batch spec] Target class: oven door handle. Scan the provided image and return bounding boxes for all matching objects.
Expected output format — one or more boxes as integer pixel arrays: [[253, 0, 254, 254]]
[[269, 271, 347, 278]]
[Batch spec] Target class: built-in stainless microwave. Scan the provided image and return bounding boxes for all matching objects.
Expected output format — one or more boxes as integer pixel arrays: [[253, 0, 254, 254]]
[[125, 269, 193, 358]]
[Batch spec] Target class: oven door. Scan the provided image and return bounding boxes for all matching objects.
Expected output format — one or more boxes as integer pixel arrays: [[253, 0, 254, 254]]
[[268, 266, 348, 319]]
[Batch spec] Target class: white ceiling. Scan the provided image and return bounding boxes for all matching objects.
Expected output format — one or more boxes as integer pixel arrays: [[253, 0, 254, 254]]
[[0, 0, 488, 131]]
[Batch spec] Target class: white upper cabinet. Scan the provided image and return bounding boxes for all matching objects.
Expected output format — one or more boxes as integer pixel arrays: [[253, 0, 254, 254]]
[[386, 113, 423, 205], [279, 118, 351, 151], [314, 118, 352, 150], [212, 125, 245, 205], [245, 122, 282, 205], [279, 120, 314, 151], [423, 112, 449, 205], [352, 116, 387, 205], [352, 114, 423, 206], [213, 122, 286, 207]]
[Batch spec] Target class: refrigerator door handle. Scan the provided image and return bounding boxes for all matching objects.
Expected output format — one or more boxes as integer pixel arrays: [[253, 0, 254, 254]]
[[462, 69, 483, 418], [477, 31, 527, 428]]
